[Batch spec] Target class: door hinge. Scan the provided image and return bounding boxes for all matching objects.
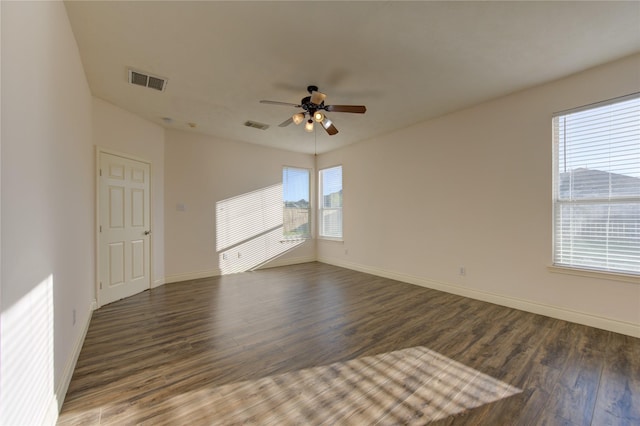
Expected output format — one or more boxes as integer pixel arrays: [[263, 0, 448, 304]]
[[100, 282, 103, 290], [99, 225, 102, 233], [99, 169, 102, 176]]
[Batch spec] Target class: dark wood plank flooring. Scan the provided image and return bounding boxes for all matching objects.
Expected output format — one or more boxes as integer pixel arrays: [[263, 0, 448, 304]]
[[58, 262, 640, 425]]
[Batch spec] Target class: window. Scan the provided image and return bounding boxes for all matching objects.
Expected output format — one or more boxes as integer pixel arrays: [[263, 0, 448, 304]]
[[282, 167, 310, 239], [552, 93, 640, 275], [319, 165, 343, 239]]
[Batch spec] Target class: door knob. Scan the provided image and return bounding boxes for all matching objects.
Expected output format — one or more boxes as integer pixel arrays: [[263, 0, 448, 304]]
[[144, 230, 152, 235]]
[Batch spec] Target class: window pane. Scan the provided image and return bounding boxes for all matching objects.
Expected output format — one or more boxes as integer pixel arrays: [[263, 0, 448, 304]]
[[558, 168, 640, 200], [555, 202, 640, 274], [321, 166, 343, 208], [553, 94, 640, 275], [321, 208, 343, 238], [283, 167, 310, 238], [556, 97, 640, 200], [320, 166, 343, 238]]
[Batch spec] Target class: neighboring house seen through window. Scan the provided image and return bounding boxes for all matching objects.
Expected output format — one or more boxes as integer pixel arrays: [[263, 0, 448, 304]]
[[319, 165, 343, 239], [552, 93, 640, 275]]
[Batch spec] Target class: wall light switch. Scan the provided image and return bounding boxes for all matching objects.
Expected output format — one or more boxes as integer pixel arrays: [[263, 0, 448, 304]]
[[176, 203, 186, 211]]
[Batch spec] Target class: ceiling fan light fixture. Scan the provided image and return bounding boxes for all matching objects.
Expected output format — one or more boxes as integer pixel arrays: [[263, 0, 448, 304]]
[[292, 112, 305, 125], [260, 86, 365, 137], [310, 91, 326, 105], [305, 119, 314, 132]]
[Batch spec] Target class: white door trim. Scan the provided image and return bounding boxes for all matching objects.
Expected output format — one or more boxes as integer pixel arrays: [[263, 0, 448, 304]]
[[95, 146, 154, 308]]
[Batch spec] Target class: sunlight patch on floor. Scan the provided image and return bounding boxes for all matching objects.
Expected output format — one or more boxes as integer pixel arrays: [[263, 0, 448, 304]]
[[161, 346, 521, 424]]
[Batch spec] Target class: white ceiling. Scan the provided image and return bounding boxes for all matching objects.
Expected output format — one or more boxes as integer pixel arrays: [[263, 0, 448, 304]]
[[64, 1, 640, 154]]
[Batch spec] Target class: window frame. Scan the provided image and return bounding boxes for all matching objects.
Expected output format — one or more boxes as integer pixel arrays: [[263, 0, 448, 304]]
[[318, 165, 343, 241], [282, 166, 311, 240], [551, 93, 640, 279]]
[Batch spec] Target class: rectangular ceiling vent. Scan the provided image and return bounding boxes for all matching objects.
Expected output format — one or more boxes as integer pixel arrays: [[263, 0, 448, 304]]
[[244, 120, 270, 131], [128, 68, 168, 92]]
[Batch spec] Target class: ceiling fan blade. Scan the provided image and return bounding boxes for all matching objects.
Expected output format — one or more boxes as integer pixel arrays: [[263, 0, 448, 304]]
[[259, 100, 300, 107], [326, 105, 367, 114], [322, 118, 339, 136], [310, 91, 326, 105], [278, 117, 294, 127]]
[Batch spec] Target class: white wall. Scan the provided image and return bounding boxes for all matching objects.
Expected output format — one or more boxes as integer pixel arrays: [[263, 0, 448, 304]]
[[164, 130, 315, 282], [1, 1, 94, 424], [317, 53, 640, 337], [92, 97, 165, 288]]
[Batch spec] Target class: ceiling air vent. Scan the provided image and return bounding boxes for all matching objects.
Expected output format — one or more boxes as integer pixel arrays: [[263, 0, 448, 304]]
[[128, 68, 168, 92], [244, 120, 270, 130]]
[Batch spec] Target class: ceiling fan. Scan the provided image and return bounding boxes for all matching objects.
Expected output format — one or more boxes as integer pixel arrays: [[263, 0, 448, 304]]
[[260, 85, 366, 136]]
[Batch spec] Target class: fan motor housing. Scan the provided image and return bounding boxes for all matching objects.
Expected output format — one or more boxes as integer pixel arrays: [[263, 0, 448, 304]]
[[301, 96, 324, 114]]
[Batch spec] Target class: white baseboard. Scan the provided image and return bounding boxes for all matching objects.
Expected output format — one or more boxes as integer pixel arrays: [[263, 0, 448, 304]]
[[318, 257, 640, 338], [161, 256, 317, 284], [163, 268, 222, 284], [257, 255, 316, 270], [44, 299, 96, 425]]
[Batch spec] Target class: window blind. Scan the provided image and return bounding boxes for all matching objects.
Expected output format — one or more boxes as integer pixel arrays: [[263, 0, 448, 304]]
[[552, 93, 640, 275], [319, 166, 343, 238]]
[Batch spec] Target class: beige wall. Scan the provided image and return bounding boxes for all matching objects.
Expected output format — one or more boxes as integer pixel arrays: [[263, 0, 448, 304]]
[[164, 130, 315, 282], [317, 53, 640, 336], [1, 1, 94, 423], [92, 97, 165, 287]]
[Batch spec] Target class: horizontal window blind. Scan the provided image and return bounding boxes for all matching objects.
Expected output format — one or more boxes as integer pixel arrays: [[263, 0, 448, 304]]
[[553, 93, 640, 275], [319, 166, 343, 238]]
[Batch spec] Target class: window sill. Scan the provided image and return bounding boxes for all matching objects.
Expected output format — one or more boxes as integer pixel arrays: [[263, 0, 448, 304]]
[[280, 237, 310, 243], [547, 265, 640, 284], [318, 237, 344, 243]]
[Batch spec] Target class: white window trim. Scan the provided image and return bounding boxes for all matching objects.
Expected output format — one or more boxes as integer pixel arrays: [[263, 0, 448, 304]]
[[551, 92, 640, 277], [318, 235, 344, 242], [547, 265, 640, 284]]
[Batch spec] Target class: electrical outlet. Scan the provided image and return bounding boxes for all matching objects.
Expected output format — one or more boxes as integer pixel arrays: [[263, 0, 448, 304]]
[[459, 266, 466, 276], [344, 248, 349, 255]]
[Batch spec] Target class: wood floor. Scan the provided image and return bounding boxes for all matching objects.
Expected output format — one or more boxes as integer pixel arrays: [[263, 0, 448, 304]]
[[58, 262, 640, 425]]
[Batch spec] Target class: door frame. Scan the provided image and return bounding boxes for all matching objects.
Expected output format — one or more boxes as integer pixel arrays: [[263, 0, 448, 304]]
[[95, 146, 154, 308]]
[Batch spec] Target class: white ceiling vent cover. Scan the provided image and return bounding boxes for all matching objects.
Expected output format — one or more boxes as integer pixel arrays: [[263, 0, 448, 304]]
[[128, 69, 168, 92]]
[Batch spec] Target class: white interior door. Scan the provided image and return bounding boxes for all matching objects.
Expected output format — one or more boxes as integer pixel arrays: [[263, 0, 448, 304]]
[[99, 152, 151, 305]]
